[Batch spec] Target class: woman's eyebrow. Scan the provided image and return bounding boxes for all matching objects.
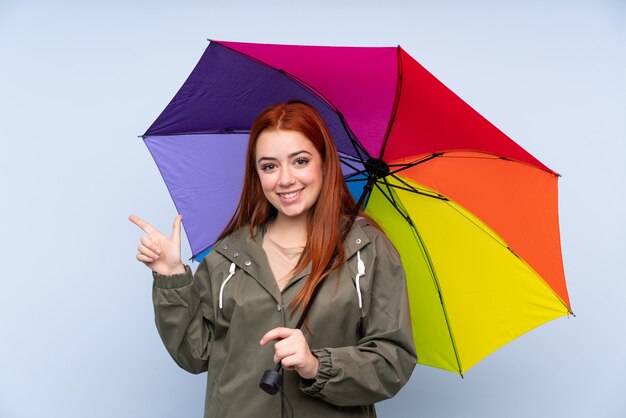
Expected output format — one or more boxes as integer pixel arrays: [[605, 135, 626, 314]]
[[257, 150, 312, 163], [289, 150, 312, 158]]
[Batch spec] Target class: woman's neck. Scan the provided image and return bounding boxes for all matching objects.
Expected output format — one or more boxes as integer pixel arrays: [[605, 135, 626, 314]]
[[268, 214, 308, 248]]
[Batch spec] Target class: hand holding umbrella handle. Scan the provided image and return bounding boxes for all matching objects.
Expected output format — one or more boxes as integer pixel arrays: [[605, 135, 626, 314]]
[[129, 214, 186, 276], [259, 282, 324, 395]]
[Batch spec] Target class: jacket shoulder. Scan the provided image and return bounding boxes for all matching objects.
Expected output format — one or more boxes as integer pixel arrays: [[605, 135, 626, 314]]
[[354, 217, 383, 238], [354, 217, 392, 246], [199, 228, 249, 270], [346, 217, 399, 260]]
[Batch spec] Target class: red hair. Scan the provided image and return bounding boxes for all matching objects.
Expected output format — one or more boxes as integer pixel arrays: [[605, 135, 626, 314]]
[[217, 101, 360, 313]]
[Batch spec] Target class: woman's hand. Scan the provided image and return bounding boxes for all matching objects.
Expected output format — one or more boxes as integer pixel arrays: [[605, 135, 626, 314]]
[[260, 327, 319, 380], [129, 214, 186, 276]]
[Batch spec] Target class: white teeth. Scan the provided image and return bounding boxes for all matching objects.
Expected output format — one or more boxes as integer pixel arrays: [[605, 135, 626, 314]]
[[280, 190, 300, 199]]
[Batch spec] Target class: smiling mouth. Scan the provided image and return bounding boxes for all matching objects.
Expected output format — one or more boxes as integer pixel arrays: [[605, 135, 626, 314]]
[[278, 189, 302, 199]]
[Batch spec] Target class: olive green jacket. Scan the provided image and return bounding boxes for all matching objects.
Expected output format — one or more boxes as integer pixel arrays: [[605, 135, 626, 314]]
[[152, 219, 416, 418]]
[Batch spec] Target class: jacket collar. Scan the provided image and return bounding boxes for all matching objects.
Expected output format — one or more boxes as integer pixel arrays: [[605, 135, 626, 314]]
[[214, 219, 372, 299], [214, 224, 281, 302]]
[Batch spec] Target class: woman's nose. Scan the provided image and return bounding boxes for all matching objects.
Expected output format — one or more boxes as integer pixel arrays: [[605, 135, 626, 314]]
[[278, 167, 295, 186]]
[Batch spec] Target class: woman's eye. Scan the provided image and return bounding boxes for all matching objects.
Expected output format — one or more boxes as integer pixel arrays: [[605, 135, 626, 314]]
[[294, 158, 309, 166], [260, 163, 276, 171]]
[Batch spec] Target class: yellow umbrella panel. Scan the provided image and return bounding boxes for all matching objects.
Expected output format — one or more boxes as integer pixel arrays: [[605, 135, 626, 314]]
[[365, 175, 570, 374]]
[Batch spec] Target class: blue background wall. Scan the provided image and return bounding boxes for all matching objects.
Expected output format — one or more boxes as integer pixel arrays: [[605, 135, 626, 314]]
[[1, 1, 624, 417]]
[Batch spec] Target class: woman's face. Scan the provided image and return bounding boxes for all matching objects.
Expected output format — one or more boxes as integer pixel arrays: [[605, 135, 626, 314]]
[[255, 129, 323, 222]]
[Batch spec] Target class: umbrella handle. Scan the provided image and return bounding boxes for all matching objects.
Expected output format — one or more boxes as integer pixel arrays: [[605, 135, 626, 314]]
[[259, 362, 284, 395]]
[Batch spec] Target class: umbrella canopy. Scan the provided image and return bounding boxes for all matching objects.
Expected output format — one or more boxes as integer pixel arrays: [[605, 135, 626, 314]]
[[142, 39, 572, 374]]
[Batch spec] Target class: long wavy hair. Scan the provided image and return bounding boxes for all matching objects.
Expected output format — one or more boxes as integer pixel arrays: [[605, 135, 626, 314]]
[[217, 101, 361, 314]]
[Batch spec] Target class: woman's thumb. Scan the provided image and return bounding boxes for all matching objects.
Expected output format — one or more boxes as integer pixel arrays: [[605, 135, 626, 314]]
[[171, 214, 183, 242]]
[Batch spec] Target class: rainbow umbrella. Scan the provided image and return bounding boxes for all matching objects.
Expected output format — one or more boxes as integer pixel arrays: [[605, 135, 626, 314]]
[[142, 40, 573, 375]]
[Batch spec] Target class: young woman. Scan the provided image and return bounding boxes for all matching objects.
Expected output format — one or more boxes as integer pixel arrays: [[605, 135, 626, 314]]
[[130, 102, 416, 418]]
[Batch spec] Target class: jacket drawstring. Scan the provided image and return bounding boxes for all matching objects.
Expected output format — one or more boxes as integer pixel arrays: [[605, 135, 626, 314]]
[[355, 250, 365, 310], [219, 262, 237, 312]]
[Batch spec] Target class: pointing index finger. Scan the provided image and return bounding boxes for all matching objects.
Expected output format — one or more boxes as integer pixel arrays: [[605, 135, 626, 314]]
[[128, 214, 155, 234]]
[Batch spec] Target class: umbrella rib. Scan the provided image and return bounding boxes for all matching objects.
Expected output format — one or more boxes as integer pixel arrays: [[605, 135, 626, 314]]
[[341, 162, 364, 173], [387, 153, 445, 176], [404, 216, 465, 376], [373, 179, 465, 375], [336, 111, 371, 162], [344, 172, 369, 182], [345, 173, 369, 183], [339, 158, 366, 176], [442, 200, 514, 250], [345, 178, 366, 183], [339, 152, 366, 163], [377, 46, 403, 160], [387, 173, 448, 201], [141, 129, 251, 138], [373, 180, 412, 227], [386, 183, 442, 199], [340, 159, 369, 183]]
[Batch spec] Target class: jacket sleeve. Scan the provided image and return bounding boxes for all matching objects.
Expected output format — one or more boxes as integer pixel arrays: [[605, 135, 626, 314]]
[[300, 231, 417, 406], [152, 258, 215, 374]]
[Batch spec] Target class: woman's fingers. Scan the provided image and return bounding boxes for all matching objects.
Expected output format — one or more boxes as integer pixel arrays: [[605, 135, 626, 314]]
[[136, 253, 154, 264], [260, 327, 317, 378], [273, 339, 294, 363], [279, 355, 304, 370], [138, 243, 160, 260], [140, 235, 161, 255], [261, 328, 299, 364]]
